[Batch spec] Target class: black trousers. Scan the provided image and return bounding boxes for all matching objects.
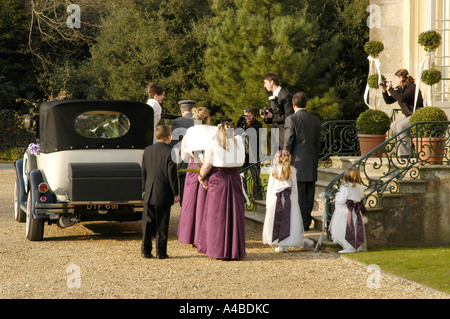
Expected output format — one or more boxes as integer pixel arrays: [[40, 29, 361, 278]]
[[141, 203, 171, 256], [297, 181, 315, 230]]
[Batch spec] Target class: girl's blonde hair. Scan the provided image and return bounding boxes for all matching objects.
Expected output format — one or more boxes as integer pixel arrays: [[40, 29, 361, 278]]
[[216, 122, 235, 150], [272, 150, 292, 181], [343, 167, 361, 186], [192, 107, 210, 124]]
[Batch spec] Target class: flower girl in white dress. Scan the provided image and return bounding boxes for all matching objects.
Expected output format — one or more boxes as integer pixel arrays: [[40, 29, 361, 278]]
[[329, 167, 367, 253], [262, 151, 314, 252]]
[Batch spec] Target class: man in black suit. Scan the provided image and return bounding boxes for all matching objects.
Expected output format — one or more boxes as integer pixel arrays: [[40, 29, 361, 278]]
[[142, 125, 180, 259], [171, 100, 195, 136], [260, 73, 294, 149], [284, 92, 321, 231], [170, 100, 195, 206]]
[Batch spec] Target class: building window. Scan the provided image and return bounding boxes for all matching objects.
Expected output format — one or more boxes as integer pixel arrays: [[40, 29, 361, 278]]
[[434, 0, 450, 104]]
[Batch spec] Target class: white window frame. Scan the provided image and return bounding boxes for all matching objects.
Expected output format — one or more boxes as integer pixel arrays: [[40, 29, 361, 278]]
[[432, 0, 450, 106]]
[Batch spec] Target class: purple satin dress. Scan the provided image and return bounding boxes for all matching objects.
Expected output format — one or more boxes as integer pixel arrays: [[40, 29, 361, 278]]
[[177, 158, 208, 245], [196, 167, 246, 260]]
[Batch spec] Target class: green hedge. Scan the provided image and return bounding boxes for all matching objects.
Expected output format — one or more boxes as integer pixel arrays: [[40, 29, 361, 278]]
[[0, 109, 35, 160]]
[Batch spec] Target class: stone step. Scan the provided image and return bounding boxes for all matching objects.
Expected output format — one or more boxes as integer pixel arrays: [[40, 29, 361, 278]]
[[246, 156, 432, 252], [318, 166, 415, 187], [317, 167, 345, 182], [398, 179, 427, 193], [244, 209, 341, 253]]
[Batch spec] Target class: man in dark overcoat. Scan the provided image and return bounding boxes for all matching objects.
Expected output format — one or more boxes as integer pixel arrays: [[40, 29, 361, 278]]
[[170, 100, 195, 206], [284, 92, 321, 230]]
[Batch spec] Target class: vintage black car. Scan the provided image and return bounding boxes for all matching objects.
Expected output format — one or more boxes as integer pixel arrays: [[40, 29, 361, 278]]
[[14, 100, 154, 241]]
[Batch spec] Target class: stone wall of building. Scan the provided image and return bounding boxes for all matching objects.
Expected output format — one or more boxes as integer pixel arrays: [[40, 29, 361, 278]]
[[365, 165, 450, 247]]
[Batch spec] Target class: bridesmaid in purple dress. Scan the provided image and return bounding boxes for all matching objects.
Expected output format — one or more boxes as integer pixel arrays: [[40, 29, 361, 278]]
[[177, 107, 217, 246], [196, 122, 246, 260]]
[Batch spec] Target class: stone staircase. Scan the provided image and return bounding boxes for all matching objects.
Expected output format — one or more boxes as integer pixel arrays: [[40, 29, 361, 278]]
[[244, 155, 433, 252]]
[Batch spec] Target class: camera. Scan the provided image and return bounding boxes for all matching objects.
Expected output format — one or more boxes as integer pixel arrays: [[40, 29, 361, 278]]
[[379, 80, 388, 87], [236, 114, 248, 127], [261, 106, 273, 116]]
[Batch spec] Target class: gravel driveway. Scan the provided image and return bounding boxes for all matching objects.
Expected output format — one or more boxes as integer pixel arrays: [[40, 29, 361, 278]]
[[0, 168, 448, 300]]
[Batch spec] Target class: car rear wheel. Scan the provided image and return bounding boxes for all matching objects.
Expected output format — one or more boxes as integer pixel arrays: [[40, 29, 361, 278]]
[[14, 179, 26, 222], [26, 191, 44, 241]]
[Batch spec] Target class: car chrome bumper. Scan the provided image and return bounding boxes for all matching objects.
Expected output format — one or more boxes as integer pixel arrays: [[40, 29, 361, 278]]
[[34, 201, 143, 215]]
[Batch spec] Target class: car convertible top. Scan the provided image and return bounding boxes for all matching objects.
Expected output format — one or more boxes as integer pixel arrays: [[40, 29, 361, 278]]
[[38, 100, 154, 153]]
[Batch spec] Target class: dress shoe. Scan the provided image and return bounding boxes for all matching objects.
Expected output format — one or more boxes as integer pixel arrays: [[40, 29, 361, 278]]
[[275, 246, 289, 253], [157, 254, 169, 259], [141, 252, 153, 258], [303, 238, 315, 248], [338, 248, 356, 254]]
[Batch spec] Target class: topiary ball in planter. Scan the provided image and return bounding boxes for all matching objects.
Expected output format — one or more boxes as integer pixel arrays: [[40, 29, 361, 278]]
[[364, 41, 384, 58], [421, 69, 442, 86], [418, 30, 442, 52], [409, 106, 448, 137], [367, 74, 386, 89], [356, 109, 391, 135]]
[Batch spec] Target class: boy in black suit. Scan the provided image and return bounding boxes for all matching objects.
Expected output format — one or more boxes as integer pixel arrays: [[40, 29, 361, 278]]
[[141, 125, 180, 259]]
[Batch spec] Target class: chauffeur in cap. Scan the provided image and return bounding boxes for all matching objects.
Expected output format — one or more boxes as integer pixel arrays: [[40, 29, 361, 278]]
[[171, 100, 196, 206]]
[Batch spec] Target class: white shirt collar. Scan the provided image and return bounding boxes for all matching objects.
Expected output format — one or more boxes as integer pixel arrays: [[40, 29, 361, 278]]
[[273, 86, 281, 97]]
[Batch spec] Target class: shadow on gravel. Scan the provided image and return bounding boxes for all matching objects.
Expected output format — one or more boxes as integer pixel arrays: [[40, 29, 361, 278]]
[[44, 221, 142, 242]]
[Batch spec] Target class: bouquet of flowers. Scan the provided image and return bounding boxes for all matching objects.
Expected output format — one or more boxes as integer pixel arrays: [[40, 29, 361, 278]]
[[179, 153, 208, 190], [28, 143, 40, 156]]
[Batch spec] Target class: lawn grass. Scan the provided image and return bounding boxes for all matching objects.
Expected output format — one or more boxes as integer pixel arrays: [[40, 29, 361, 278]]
[[344, 246, 450, 294]]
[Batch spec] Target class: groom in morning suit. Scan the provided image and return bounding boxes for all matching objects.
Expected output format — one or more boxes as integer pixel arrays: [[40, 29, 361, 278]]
[[142, 125, 180, 259], [284, 92, 321, 231]]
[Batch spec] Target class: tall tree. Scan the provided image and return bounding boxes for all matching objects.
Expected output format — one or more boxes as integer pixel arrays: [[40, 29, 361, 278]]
[[77, 0, 219, 119], [297, 0, 370, 119], [204, 0, 341, 121], [0, 0, 35, 110], [27, 0, 103, 74]]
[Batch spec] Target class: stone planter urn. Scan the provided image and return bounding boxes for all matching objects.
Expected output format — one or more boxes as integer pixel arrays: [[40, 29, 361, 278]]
[[413, 137, 446, 164], [356, 109, 391, 157], [357, 134, 386, 157]]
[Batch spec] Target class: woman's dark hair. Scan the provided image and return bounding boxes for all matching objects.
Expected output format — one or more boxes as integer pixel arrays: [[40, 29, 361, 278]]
[[147, 83, 164, 98], [395, 69, 415, 86]]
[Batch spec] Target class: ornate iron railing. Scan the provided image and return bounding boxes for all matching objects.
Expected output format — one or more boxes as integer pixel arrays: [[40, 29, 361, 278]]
[[240, 156, 272, 210], [319, 120, 360, 167], [322, 121, 450, 239], [240, 120, 361, 209]]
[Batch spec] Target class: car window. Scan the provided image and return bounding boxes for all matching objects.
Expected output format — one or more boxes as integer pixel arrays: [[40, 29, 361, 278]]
[[74, 111, 131, 139]]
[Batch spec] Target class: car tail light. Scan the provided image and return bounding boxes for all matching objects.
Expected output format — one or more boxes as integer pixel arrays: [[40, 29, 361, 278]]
[[38, 182, 49, 193], [40, 196, 47, 202]]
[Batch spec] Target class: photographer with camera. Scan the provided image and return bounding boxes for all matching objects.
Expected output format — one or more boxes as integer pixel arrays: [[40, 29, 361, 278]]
[[236, 108, 264, 200], [260, 73, 294, 149], [381, 68, 424, 157]]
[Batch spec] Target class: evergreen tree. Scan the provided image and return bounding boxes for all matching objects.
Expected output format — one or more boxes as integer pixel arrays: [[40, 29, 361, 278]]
[[0, 0, 36, 110], [205, 0, 341, 121], [77, 0, 221, 120], [298, 0, 370, 119]]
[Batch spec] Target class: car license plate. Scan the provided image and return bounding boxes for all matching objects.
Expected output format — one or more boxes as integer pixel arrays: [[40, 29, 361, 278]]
[[86, 204, 119, 210]]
